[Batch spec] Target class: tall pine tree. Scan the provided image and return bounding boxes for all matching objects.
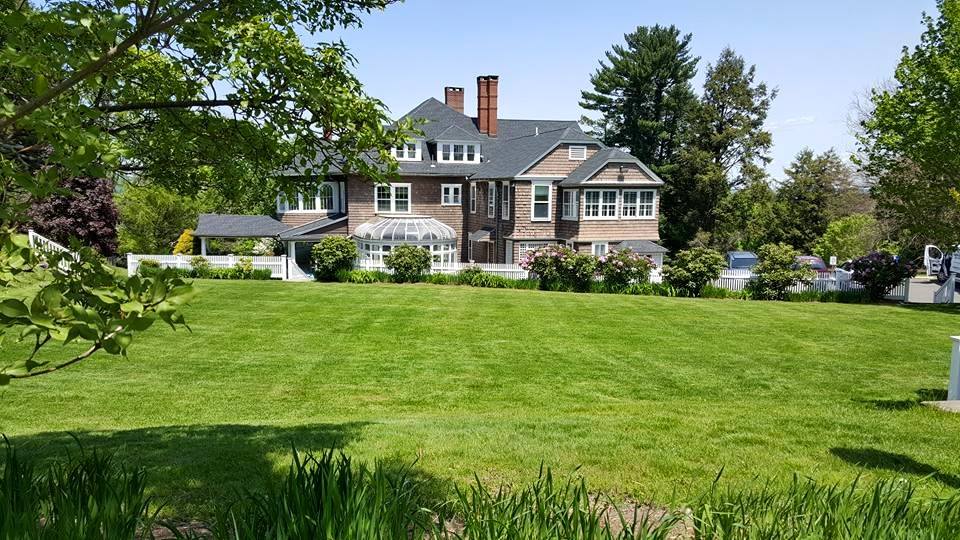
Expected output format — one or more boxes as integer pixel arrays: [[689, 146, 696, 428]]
[[580, 25, 699, 174]]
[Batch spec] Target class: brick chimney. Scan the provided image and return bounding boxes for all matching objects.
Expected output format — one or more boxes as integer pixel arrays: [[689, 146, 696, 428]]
[[444, 86, 464, 113], [477, 75, 499, 137]]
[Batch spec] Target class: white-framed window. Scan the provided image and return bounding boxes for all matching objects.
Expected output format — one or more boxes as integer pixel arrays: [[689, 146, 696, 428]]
[[487, 182, 496, 218], [568, 145, 587, 160], [441, 184, 462, 206], [561, 190, 578, 220], [374, 183, 411, 214], [530, 181, 552, 222], [518, 242, 550, 257], [438, 142, 480, 163], [584, 189, 618, 219], [500, 181, 510, 220], [393, 141, 421, 161], [592, 242, 609, 256], [277, 183, 339, 213], [636, 189, 656, 218], [470, 184, 477, 213]]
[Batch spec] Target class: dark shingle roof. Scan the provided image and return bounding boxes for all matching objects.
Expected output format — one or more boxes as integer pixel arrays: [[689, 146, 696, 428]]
[[432, 124, 483, 142], [617, 239, 668, 254], [560, 148, 665, 186], [279, 214, 347, 241], [194, 214, 290, 238]]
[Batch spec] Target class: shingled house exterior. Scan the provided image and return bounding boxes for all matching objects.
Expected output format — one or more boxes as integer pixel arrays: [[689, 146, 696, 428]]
[[193, 75, 668, 273]]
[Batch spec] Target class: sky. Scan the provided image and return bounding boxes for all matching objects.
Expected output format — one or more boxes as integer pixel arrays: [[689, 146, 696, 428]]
[[310, 0, 937, 178]]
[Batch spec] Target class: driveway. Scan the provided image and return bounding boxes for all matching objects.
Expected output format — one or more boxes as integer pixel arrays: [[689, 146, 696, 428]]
[[907, 277, 960, 304]]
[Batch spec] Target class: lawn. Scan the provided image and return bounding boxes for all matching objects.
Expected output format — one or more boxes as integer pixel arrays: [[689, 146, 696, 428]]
[[1, 280, 959, 518]]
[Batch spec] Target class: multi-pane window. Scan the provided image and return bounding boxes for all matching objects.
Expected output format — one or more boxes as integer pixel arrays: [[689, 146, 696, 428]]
[[584, 190, 617, 218], [621, 190, 638, 218], [487, 182, 496, 218], [470, 184, 477, 213], [531, 182, 551, 221], [442, 184, 461, 206], [637, 190, 655, 217], [375, 183, 411, 213], [438, 143, 479, 162], [393, 142, 420, 161], [277, 183, 338, 213], [561, 190, 578, 219], [501, 181, 510, 220], [592, 242, 609, 256]]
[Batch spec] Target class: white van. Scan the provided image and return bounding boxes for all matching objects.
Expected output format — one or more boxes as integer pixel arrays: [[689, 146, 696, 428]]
[[925, 245, 960, 283]]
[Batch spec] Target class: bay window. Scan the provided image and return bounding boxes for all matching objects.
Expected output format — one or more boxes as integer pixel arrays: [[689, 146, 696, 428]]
[[501, 181, 510, 220], [561, 190, 578, 220], [584, 189, 618, 219]]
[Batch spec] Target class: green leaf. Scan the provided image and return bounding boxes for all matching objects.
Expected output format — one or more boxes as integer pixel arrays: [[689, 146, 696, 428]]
[[34, 74, 48, 96], [120, 300, 143, 313], [0, 299, 29, 318]]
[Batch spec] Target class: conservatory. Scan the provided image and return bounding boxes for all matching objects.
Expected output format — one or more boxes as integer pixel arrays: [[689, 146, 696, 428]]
[[354, 216, 458, 264]]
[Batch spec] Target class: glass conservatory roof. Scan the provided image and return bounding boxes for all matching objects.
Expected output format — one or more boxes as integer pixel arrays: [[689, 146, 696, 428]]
[[354, 216, 457, 244]]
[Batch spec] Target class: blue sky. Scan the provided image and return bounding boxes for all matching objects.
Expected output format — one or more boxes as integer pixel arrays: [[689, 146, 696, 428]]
[[314, 0, 936, 177]]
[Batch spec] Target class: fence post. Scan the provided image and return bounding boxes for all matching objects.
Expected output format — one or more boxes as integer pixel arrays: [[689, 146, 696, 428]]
[[228, 253, 235, 267], [282, 255, 289, 281], [902, 277, 911, 303], [949, 337, 960, 401], [126, 253, 135, 275]]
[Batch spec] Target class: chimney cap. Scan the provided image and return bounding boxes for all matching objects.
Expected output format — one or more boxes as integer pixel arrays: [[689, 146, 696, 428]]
[[477, 74, 500, 80], [444, 86, 464, 92]]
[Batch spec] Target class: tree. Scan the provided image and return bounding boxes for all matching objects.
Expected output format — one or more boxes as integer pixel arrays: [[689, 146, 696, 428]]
[[1, 0, 408, 382], [116, 184, 200, 255], [173, 229, 194, 255], [659, 48, 776, 250], [813, 214, 882, 262], [858, 0, 960, 247], [27, 176, 118, 256], [580, 25, 699, 173], [689, 47, 777, 188], [768, 149, 834, 252], [712, 176, 777, 251]]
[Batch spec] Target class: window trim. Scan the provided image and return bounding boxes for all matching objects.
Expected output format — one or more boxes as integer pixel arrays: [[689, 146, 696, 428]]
[[437, 141, 481, 163], [583, 189, 619, 220], [568, 145, 588, 161], [561, 189, 579, 221], [392, 141, 422, 162], [634, 188, 657, 220], [374, 182, 413, 214], [469, 184, 477, 213], [500, 181, 510, 220], [441, 183, 462, 206], [487, 182, 496, 218], [530, 180, 553, 222], [592, 242, 609, 257]]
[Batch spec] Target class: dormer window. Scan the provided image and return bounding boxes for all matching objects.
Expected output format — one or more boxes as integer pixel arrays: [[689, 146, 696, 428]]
[[438, 142, 480, 163], [393, 141, 421, 161], [568, 145, 588, 160]]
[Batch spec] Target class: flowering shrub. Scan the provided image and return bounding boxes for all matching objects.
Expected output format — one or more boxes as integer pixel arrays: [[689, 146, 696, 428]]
[[173, 229, 194, 255], [311, 236, 359, 281], [662, 247, 727, 297], [520, 245, 596, 292], [848, 252, 916, 300], [384, 245, 431, 283], [596, 249, 656, 291]]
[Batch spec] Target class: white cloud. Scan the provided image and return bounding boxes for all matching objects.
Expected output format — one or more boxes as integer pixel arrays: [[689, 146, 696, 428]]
[[768, 116, 817, 131]]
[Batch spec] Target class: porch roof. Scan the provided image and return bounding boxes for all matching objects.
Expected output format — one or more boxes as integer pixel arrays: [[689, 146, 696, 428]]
[[193, 214, 290, 238]]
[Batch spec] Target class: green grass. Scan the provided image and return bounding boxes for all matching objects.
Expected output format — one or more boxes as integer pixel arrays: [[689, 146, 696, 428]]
[[1, 280, 959, 518]]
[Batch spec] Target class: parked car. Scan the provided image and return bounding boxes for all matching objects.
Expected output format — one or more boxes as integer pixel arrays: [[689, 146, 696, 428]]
[[726, 251, 757, 270], [795, 255, 829, 274]]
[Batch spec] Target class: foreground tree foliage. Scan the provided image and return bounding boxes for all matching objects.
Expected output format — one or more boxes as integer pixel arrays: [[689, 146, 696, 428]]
[[859, 0, 960, 247], [0, 0, 407, 382]]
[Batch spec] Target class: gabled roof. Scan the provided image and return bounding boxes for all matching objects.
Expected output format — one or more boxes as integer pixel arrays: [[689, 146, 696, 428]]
[[617, 239, 668, 254], [559, 147, 665, 186], [194, 214, 290, 238], [431, 124, 483, 142]]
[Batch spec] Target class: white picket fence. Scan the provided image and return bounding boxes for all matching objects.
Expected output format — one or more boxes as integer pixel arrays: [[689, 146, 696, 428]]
[[355, 260, 531, 280], [27, 229, 79, 271], [127, 254, 290, 280], [711, 269, 910, 300]]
